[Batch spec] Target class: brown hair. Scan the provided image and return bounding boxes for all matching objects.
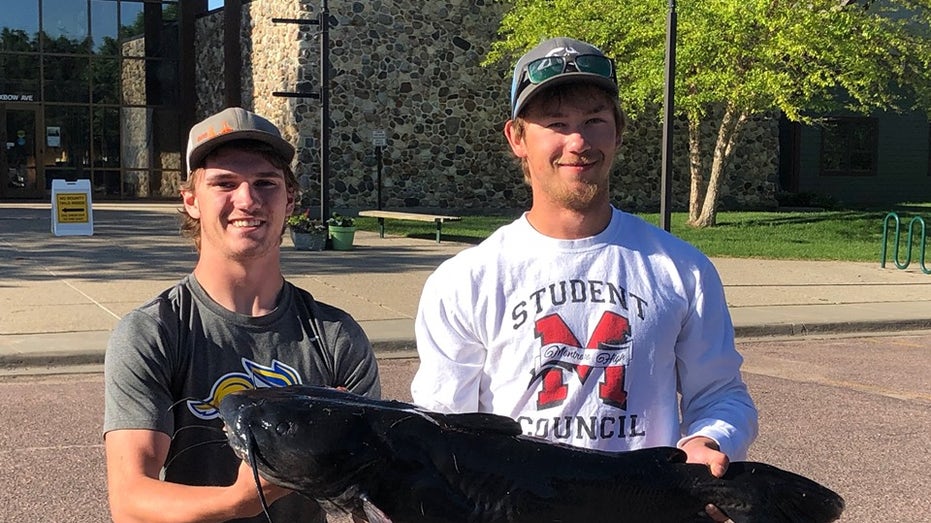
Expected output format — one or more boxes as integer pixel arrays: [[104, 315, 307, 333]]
[[509, 83, 626, 185], [179, 140, 299, 251]]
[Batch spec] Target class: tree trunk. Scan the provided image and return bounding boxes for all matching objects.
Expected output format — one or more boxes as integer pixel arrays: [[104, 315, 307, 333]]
[[687, 104, 748, 228], [687, 118, 704, 222]]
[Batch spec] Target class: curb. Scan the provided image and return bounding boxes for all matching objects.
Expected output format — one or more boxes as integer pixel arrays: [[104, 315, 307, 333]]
[[3, 318, 930, 372], [733, 318, 931, 339], [0, 338, 420, 371]]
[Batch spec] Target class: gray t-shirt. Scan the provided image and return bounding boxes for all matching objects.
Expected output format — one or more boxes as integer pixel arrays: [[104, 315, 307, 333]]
[[104, 274, 381, 523]]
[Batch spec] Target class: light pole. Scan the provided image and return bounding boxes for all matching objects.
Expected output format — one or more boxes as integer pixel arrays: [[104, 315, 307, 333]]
[[660, 0, 677, 232], [318, 0, 330, 223], [272, 0, 331, 224]]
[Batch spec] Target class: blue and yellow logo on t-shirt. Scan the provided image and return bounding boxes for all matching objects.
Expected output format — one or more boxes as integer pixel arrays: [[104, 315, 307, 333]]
[[186, 358, 302, 419]]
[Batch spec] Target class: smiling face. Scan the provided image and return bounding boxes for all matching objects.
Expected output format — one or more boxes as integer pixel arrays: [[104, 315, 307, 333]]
[[505, 84, 623, 214], [181, 143, 296, 263]]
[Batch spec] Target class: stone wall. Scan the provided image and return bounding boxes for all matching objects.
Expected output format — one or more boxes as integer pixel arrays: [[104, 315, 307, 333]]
[[195, 1, 778, 213], [195, 11, 225, 119]]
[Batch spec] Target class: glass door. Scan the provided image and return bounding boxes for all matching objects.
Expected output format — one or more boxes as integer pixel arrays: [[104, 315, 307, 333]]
[[1, 105, 42, 198]]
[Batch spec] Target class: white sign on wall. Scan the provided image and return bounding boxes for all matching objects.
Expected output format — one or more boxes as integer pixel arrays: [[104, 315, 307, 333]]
[[47, 127, 61, 147], [372, 130, 387, 147], [0, 94, 36, 101]]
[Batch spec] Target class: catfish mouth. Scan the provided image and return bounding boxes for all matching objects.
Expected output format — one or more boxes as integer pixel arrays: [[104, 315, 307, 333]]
[[219, 394, 262, 467], [223, 420, 275, 521], [216, 386, 387, 503], [222, 421, 251, 462]]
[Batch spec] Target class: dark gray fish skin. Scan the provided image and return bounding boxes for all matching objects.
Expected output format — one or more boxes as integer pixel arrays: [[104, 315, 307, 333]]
[[219, 385, 844, 523]]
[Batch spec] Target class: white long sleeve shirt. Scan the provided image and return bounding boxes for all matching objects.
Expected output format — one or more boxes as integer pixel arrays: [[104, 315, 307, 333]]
[[412, 208, 758, 459]]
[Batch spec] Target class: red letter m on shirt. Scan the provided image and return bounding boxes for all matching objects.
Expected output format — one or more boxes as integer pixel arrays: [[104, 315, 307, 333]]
[[534, 311, 630, 410]]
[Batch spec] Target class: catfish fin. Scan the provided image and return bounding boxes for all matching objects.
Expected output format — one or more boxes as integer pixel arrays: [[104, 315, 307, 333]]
[[360, 493, 393, 523], [435, 412, 523, 436], [713, 462, 845, 523]]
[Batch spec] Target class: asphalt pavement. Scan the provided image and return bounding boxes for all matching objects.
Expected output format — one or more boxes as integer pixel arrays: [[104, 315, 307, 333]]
[[4, 336, 931, 522], [2, 201, 931, 523], [2, 201, 931, 371]]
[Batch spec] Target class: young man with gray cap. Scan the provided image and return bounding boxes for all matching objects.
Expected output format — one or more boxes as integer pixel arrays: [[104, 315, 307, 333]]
[[412, 37, 757, 520], [103, 107, 379, 522]]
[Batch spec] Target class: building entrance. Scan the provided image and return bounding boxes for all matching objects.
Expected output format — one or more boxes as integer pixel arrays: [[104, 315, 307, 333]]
[[0, 105, 43, 198]]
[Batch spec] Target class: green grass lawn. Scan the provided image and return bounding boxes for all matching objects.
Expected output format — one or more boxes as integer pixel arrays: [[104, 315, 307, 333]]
[[354, 207, 931, 263]]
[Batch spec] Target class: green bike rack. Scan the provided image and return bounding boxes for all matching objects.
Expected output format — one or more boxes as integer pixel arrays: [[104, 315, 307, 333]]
[[880, 212, 931, 274]]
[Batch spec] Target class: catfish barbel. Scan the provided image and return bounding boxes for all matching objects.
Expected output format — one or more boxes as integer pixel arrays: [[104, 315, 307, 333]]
[[219, 385, 844, 523]]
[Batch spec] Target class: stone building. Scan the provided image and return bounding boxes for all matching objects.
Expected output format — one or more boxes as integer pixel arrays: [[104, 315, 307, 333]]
[[194, 0, 780, 214], [0, 0, 782, 212]]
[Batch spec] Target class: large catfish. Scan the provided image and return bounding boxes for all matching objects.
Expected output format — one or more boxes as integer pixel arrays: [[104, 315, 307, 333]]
[[219, 385, 844, 523]]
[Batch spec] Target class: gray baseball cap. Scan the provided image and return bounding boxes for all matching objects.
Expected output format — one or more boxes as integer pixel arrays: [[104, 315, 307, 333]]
[[186, 107, 295, 171], [510, 37, 618, 119]]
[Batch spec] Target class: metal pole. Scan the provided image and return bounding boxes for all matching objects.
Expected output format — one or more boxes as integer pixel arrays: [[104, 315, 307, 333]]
[[375, 146, 383, 210], [319, 0, 330, 223], [660, 0, 677, 232]]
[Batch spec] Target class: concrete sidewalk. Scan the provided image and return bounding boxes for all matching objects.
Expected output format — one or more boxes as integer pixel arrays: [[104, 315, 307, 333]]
[[2, 202, 930, 369]]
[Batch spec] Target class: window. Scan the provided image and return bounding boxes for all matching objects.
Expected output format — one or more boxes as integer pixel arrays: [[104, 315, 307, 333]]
[[0, 0, 39, 52], [1, 0, 183, 199], [820, 117, 877, 177], [91, 0, 119, 55], [41, 0, 91, 54], [43, 55, 90, 103], [0, 53, 39, 96]]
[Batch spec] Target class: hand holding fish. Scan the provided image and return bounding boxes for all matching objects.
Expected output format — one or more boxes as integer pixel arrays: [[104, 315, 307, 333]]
[[232, 461, 295, 517], [681, 436, 730, 478], [682, 437, 734, 522]]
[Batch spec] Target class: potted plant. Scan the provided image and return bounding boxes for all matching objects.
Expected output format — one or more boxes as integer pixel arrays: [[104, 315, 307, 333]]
[[286, 209, 327, 251], [326, 212, 356, 251]]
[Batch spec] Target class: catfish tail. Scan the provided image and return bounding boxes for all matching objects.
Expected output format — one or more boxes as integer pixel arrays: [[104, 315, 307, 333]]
[[704, 461, 844, 523]]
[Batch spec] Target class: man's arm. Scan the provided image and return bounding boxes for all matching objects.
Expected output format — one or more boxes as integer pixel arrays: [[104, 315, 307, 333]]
[[105, 429, 291, 523], [410, 268, 486, 412], [676, 261, 759, 460]]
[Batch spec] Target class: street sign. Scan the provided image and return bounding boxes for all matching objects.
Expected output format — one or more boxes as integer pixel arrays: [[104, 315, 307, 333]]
[[372, 130, 387, 147]]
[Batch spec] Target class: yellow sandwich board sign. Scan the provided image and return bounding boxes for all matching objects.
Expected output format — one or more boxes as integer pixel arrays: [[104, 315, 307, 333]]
[[51, 179, 94, 236], [56, 193, 88, 222]]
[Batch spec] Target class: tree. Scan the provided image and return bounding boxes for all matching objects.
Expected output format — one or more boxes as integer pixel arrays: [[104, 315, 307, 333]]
[[486, 0, 931, 227]]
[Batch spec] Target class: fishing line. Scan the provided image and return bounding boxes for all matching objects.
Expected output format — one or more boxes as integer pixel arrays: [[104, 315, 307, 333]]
[[168, 395, 206, 412], [163, 438, 228, 470], [163, 399, 228, 470], [248, 434, 274, 523]]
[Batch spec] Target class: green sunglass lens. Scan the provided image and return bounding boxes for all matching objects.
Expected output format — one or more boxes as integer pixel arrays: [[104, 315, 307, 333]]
[[575, 55, 612, 77], [527, 57, 566, 84]]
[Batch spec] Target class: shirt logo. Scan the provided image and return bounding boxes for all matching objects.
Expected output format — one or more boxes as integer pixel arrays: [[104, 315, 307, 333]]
[[530, 311, 632, 410], [186, 358, 302, 419]]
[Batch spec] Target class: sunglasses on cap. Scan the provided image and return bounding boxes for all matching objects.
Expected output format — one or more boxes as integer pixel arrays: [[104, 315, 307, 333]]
[[523, 53, 615, 85]]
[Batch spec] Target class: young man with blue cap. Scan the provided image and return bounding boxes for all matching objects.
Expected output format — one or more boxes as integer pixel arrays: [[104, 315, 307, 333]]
[[103, 107, 379, 522], [412, 37, 757, 521]]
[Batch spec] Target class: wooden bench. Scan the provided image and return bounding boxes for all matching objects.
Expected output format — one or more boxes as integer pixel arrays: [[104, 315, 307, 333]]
[[358, 210, 462, 243]]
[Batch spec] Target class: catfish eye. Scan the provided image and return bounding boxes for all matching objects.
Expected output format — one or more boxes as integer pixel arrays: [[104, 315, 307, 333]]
[[276, 421, 293, 435]]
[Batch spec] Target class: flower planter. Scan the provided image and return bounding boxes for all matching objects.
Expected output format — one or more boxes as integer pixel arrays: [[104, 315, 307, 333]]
[[290, 230, 327, 251], [328, 225, 356, 251]]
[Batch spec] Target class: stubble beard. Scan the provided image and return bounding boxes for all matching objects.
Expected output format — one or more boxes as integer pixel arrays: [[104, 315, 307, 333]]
[[539, 172, 609, 212], [544, 152, 613, 212]]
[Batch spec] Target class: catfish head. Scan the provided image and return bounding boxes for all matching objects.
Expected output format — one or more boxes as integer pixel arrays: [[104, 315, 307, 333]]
[[219, 386, 384, 501]]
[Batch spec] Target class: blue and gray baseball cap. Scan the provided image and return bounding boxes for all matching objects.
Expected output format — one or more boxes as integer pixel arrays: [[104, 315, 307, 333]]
[[509, 37, 618, 119]]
